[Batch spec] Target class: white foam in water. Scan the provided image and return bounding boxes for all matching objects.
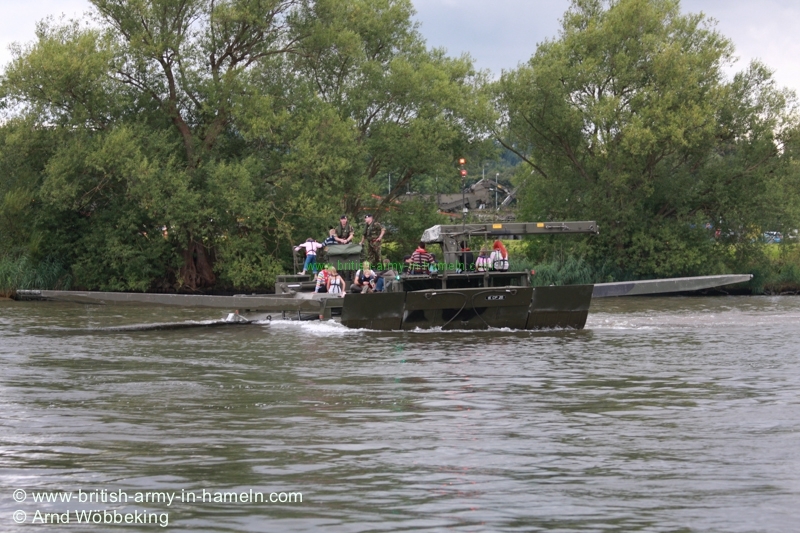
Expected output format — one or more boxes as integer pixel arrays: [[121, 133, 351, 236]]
[[586, 316, 660, 330], [264, 319, 363, 336], [261, 321, 580, 335], [258, 320, 522, 335], [406, 326, 524, 334]]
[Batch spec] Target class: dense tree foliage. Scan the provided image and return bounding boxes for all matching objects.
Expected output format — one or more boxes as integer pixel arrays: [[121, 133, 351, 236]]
[[494, 0, 800, 278], [2, 0, 798, 292], [1, 0, 480, 290]]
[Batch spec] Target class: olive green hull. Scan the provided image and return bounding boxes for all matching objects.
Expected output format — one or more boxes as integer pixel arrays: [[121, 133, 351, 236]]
[[341, 285, 593, 330]]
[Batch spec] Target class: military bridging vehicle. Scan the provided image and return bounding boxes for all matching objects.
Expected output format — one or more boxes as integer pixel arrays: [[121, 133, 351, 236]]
[[337, 221, 597, 330], [17, 220, 752, 331], [283, 220, 750, 330]]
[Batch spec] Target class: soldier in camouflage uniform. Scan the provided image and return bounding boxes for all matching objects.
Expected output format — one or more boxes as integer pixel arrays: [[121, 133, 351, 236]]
[[334, 215, 354, 244], [359, 214, 386, 265]]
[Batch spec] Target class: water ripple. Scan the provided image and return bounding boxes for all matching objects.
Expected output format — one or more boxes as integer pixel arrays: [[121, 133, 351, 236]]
[[2, 297, 800, 532]]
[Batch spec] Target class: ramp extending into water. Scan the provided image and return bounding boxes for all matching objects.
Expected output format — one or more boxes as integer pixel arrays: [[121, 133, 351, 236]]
[[592, 274, 752, 298]]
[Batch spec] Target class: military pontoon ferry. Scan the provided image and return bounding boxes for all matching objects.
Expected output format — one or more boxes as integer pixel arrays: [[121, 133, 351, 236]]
[[16, 220, 752, 331], [339, 221, 598, 330]]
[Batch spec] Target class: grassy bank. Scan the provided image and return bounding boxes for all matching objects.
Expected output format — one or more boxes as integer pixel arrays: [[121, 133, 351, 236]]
[[0, 256, 72, 298]]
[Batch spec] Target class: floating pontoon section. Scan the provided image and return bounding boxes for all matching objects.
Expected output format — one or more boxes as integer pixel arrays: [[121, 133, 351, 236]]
[[15, 290, 343, 318], [592, 274, 753, 298]]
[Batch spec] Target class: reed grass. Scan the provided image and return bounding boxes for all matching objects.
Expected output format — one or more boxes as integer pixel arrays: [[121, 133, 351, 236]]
[[511, 256, 596, 286], [0, 256, 72, 298]]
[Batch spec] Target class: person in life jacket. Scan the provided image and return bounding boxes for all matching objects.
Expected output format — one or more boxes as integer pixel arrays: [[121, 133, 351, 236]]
[[409, 242, 433, 274], [326, 266, 345, 296], [350, 261, 377, 293], [475, 247, 491, 272], [294, 237, 323, 274], [314, 268, 330, 293], [490, 240, 509, 271]]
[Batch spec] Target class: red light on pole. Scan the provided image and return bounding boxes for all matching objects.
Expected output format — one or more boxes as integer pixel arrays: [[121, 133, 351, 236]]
[[460, 169, 467, 177]]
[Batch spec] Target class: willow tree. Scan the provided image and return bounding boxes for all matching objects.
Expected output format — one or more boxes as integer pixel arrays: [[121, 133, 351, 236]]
[[494, 0, 799, 278]]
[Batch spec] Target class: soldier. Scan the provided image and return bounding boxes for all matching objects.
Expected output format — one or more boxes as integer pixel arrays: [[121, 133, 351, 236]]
[[359, 214, 385, 265], [335, 215, 354, 244]]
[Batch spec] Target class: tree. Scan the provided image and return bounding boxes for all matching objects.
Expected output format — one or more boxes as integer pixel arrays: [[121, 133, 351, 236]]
[[1, 0, 484, 290], [286, 0, 481, 215], [3, 0, 304, 289], [494, 0, 799, 278]]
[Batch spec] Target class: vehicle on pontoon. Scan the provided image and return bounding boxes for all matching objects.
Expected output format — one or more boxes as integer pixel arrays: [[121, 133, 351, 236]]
[[16, 220, 752, 331]]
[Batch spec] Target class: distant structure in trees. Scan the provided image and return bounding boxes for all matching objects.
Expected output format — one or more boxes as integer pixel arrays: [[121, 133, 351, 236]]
[[402, 178, 517, 216]]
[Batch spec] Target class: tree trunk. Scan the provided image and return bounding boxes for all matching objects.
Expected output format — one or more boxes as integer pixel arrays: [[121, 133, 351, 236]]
[[180, 239, 216, 290]]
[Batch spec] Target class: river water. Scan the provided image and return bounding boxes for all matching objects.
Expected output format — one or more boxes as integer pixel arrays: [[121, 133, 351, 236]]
[[1, 296, 799, 532]]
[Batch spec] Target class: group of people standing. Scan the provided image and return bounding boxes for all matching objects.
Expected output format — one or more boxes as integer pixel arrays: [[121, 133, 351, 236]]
[[294, 213, 386, 276]]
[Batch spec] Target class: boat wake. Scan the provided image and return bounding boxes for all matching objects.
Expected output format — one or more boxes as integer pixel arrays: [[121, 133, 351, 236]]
[[266, 319, 361, 336]]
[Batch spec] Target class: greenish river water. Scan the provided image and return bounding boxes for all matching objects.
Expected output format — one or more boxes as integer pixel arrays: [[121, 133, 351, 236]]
[[2, 296, 799, 532]]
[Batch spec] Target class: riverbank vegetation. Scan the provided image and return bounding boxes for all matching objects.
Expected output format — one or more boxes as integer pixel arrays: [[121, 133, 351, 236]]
[[494, 0, 800, 292], [1, 0, 798, 294], [0, 255, 71, 298]]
